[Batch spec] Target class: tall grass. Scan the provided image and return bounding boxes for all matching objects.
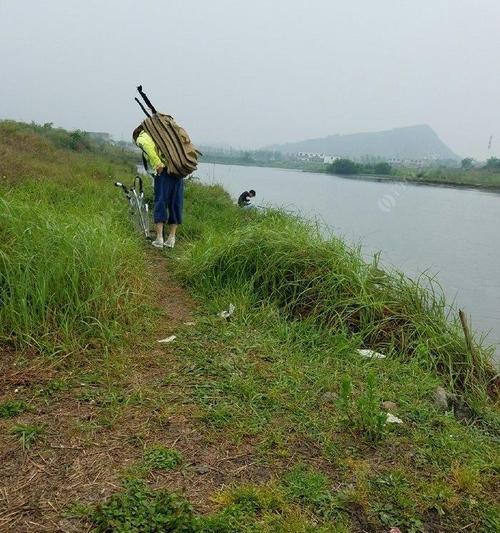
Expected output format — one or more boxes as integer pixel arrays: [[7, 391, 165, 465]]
[[178, 182, 496, 397], [0, 120, 136, 185], [0, 121, 150, 354]]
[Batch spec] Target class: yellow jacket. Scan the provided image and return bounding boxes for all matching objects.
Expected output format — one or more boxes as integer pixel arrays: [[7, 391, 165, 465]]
[[136, 131, 165, 172]]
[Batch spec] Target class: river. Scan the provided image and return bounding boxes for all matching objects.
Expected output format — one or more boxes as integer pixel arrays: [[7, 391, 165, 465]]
[[197, 162, 500, 360]]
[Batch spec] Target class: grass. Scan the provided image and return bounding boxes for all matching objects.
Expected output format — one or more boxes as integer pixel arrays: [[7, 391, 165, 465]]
[[0, 121, 151, 354], [83, 477, 351, 532], [397, 167, 500, 189], [143, 445, 183, 471], [1, 122, 499, 532], [0, 399, 28, 418], [165, 181, 498, 531], [89, 479, 196, 532], [179, 182, 496, 399], [148, 284, 498, 530], [10, 423, 44, 449], [0, 120, 136, 185]]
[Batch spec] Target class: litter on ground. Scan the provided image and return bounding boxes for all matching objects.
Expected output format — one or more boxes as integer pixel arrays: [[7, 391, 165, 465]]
[[218, 303, 235, 319], [357, 348, 386, 359], [158, 335, 176, 343], [386, 413, 403, 424]]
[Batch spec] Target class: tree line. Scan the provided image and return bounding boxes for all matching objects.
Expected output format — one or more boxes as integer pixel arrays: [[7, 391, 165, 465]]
[[327, 158, 393, 176]]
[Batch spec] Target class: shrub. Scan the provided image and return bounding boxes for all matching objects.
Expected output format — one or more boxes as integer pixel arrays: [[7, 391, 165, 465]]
[[483, 157, 500, 171], [373, 162, 392, 175], [328, 158, 359, 175]]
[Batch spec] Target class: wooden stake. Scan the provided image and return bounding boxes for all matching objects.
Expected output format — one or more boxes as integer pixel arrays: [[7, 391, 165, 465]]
[[459, 309, 475, 361]]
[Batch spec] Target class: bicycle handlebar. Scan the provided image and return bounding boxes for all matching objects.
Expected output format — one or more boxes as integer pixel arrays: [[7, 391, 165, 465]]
[[114, 181, 130, 194]]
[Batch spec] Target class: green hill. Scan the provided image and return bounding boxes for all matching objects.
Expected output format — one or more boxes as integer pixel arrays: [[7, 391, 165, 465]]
[[267, 124, 460, 160]]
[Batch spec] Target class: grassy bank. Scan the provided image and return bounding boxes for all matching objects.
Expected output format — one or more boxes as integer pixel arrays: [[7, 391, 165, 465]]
[[396, 167, 500, 190], [0, 120, 150, 354], [1, 123, 498, 532], [179, 184, 496, 398], [84, 182, 499, 532]]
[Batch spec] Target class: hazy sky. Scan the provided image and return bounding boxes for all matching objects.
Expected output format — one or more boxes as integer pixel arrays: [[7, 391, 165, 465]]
[[1, 0, 499, 158]]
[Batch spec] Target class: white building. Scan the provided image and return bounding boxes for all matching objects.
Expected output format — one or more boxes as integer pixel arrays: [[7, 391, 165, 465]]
[[295, 152, 340, 164]]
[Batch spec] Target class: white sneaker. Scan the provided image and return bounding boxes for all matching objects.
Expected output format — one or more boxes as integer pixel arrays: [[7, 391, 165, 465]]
[[165, 236, 176, 248], [152, 239, 164, 249]]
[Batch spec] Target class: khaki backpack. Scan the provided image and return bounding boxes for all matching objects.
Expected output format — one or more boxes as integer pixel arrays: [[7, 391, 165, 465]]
[[135, 86, 201, 178]]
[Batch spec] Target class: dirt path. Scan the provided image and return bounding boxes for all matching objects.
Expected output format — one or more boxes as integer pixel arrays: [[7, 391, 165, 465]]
[[0, 251, 263, 532]]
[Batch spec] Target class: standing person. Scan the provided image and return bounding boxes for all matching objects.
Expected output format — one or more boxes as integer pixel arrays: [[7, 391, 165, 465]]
[[237, 189, 256, 208], [132, 125, 183, 248]]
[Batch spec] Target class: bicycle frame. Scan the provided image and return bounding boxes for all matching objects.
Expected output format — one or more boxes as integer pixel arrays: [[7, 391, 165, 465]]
[[114, 176, 151, 239]]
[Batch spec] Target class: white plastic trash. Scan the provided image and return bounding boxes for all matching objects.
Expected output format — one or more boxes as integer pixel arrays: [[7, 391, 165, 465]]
[[357, 349, 386, 359], [218, 303, 235, 319], [158, 335, 176, 343], [385, 413, 403, 424]]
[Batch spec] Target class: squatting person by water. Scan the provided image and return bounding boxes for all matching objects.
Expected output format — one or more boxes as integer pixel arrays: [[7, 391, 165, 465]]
[[238, 189, 256, 208], [132, 125, 183, 248]]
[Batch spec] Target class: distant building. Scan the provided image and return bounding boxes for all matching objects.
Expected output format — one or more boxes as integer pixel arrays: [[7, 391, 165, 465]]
[[295, 152, 339, 164], [388, 157, 438, 168]]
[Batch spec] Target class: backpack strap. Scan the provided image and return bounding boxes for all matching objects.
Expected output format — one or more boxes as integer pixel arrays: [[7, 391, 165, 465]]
[[141, 152, 149, 173], [137, 85, 157, 114]]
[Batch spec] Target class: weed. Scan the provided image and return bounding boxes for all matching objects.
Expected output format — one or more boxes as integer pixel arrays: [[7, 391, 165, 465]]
[[337, 372, 386, 441], [10, 423, 44, 449], [90, 479, 195, 532], [371, 472, 423, 531], [376, 503, 424, 533], [337, 375, 353, 414], [0, 399, 28, 418], [282, 464, 335, 519], [355, 372, 387, 442], [35, 378, 71, 398], [451, 463, 481, 494], [143, 445, 183, 471]]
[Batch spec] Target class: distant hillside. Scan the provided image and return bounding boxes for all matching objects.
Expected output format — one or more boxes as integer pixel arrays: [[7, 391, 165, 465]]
[[266, 124, 460, 160]]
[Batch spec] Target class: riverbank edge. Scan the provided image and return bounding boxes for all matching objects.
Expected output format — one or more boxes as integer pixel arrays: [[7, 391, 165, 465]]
[[320, 171, 500, 194]]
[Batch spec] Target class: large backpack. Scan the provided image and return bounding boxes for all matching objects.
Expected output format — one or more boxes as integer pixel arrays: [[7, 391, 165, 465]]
[[135, 85, 201, 178]]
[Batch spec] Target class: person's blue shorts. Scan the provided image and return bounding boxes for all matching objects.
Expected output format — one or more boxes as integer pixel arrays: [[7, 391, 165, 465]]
[[153, 170, 184, 224]]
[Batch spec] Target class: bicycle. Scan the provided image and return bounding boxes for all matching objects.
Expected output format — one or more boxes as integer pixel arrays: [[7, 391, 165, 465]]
[[114, 175, 151, 240]]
